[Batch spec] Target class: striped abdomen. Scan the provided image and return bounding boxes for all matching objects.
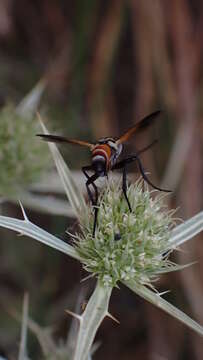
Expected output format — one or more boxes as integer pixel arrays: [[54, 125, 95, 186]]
[[92, 144, 111, 175]]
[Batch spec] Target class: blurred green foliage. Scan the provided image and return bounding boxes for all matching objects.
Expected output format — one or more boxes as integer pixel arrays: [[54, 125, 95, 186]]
[[0, 104, 50, 197]]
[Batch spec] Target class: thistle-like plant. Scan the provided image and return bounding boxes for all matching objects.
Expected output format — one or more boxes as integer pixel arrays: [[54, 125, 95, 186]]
[[75, 179, 176, 288], [0, 120, 203, 360], [12, 293, 98, 360], [0, 104, 50, 197]]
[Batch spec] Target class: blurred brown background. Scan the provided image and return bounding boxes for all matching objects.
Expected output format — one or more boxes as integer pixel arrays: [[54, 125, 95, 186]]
[[0, 0, 203, 359]]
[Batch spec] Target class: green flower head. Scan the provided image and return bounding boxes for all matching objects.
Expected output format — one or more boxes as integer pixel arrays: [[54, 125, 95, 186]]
[[75, 179, 175, 287], [0, 104, 50, 197]]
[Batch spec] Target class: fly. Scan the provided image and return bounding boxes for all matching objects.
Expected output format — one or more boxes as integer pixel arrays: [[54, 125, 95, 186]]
[[37, 110, 171, 236]]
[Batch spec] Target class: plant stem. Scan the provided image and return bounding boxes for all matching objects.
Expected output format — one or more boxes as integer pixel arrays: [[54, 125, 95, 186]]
[[73, 281, 112, 360]]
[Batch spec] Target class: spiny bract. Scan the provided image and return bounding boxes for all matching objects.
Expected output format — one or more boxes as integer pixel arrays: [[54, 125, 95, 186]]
[[74, 179, 176, 287]]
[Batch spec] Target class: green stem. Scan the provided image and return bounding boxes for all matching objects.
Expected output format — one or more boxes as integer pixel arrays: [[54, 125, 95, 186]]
[[73, 281, 112, 360]]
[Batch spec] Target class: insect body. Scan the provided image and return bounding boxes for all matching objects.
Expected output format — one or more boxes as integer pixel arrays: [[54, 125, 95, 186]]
[[92, 138, 122, 176], [37, 111, 170, 236]]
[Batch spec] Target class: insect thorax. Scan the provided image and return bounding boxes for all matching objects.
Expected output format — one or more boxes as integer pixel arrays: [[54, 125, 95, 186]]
[[97, 137, 123, 166]]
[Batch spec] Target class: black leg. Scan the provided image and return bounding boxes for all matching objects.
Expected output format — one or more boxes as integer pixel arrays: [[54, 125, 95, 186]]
[[93, 207, 99, 237], [112, 153, 171, 193], [82, 166, 99, 236], [135, 155, 171, 193], [122, 165, 132, 211], [112, 139, 158, 171], [87, 173, 99, 237], [82, 166, 98, 205], [112, 156, 136, 170]]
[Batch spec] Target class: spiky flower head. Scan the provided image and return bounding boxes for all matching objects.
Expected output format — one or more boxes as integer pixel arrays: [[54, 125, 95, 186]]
[[0, 104, 50, 197], [75, 179, 175, 287]]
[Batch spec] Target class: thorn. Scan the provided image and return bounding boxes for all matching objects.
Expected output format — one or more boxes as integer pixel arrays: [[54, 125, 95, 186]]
[[106, 312, 120, 324], [157, 290, 171, 297], [65, 309, 82, 322], [22, 292, 29, 314], [80, 274, 95, 283], [81, 301, 87, 311], [65, 230, 78, 240], [114, 283, 120, 290], [36, 111, 42, 123], [17, 232, 25, 237], [36, 112, 47, 134], [174, 247, 188, 254], [23, 292, 29, 305], [19, 201, 29, 222]]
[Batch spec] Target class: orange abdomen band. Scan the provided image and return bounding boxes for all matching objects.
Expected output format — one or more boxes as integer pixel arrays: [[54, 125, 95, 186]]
[[92, 144, 111, 167]]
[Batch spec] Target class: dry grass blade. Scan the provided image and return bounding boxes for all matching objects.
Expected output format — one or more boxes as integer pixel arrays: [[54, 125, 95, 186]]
[[37, 113, 86, 219], [18, 293, 29, 360]]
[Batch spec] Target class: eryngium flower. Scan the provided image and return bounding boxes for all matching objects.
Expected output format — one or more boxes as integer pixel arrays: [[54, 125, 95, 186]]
[[75, 179, 176, 287], [0, 104, 50, 197]]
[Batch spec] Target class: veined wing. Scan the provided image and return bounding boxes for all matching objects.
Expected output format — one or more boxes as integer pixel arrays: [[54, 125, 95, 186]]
[[116, 110, 162, 145]]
